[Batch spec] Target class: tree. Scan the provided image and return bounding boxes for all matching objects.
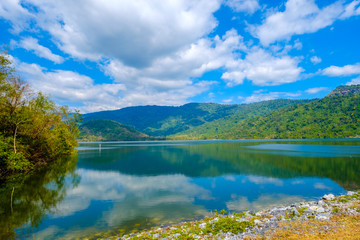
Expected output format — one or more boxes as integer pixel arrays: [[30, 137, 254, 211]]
[[0, 52, 80, 175]]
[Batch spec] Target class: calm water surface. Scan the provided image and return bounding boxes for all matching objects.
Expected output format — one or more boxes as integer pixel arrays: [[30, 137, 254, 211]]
[[2, 139, 360, 239]]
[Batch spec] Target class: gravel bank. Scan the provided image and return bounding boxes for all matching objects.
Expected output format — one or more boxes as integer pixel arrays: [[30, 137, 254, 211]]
[[100, 191, 360, 240]]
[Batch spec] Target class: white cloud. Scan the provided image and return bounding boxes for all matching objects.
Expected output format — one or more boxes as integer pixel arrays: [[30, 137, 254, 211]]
[[222, 98, 233, 103], [322, 63, 360, 76], [253, 0, 360, 46], [339, 0, 360, 19], [310, 56, 322, 64], [241, 91, 301, 103], [52, 169, 211, 218], [247, 176, 283, 186], [16, 61, 125, 112], [9, 0, 221, 67], [314, 182, 332, 190], [222, 48, 303, 86], [305, 87, 328, 94], [0, 0, 33, 33], [225, 0, 260, 14], [226, 193, 303, 212], [100, 29, 243, 108], [17, 37, 64, 63], [346, 76, 360, 85]]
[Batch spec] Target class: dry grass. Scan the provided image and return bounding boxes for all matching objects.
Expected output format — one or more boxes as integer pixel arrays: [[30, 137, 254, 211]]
[[255, 215, 360, 240]]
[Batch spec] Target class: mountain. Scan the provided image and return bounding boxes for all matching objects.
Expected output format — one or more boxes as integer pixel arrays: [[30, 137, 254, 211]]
[[327, 85, 360, 97], [83, 100, 311, 137], [79, 119, 152, 141], [81, 85, 360, 140], [218, 85, 360, 139], [170, 99, 313, 139]]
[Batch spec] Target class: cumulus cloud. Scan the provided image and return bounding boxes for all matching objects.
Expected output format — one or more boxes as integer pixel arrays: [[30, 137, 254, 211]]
[[222, 48, 303, 86], [252, 0, 360, 46], [224, 0, 260, 14], [226, 193, 303, 212], [7, 0, 221, 67], [16, 37, 64, 63], [305, 87, 328, 94], [346, 76, 360, 85], [241, 90, 301, 103], [322, 63, 360, 76], [16, 61, 125, 112], [339, 0, 360, 19], [0, 0, 33, 33], [52, 169, 211, 218], [0, 0, 313, 110], [310, 56, 322, 64]]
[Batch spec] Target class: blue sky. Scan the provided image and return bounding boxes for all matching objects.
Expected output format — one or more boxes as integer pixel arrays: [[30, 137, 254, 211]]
[[1, 0, 360, 112]]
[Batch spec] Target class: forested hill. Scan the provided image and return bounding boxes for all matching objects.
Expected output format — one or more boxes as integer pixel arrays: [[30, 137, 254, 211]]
[[217, 86, 360, 139], [83, 99, 310, 137], [79, 120, 154, 141]]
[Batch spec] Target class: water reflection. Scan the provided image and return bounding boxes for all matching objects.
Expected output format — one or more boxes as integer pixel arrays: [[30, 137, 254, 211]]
[[1, 140, 359, 239], [78, 141, 360, 188], [0, 156, 79, 239]]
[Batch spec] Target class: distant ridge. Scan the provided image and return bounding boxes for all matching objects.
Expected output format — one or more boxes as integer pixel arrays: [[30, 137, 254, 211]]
[[327, 84, 360, 97], [79, 85, 360, 141], [79, 119, 153, 141], [83, 99, 310, 137]]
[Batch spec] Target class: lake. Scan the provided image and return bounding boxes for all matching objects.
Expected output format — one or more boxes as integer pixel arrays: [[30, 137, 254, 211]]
[[2, 139, 360, 239]]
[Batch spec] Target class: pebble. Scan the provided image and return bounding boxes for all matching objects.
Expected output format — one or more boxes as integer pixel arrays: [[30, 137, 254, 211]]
[[118, 191, 359, 240], [322, 193, 335, 200]]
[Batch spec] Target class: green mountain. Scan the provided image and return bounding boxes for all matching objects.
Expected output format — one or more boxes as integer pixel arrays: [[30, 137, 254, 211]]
[[218, 85, 360, 139], [327, 84, 360, 97], [83, 100, 310, 137], [79, 119, 152, 141], [81, 85, 360, 140], [171, 99, 313, 139]]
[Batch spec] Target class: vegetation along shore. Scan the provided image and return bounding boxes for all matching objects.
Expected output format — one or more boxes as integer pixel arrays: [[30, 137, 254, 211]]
[[87, 191, 360, 240], [0, 53, 80, 178]]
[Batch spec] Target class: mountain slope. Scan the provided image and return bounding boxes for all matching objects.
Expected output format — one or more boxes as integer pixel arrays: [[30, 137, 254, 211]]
[[221, 87, 360, 139], [84, 100, 311, 137], [79, 119, 151, 141], [170, 99, 313, 139]]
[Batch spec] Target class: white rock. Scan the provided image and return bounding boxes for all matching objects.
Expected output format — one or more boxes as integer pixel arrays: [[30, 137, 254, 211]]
[[309, 206, 319, 211], [254, 219, 261, 224], [316, 207, 325, 213], [199, 223, 206, 229], [347, 191, 355, 196], [322, 194, 335, 200], [315, 215, 330, 220]]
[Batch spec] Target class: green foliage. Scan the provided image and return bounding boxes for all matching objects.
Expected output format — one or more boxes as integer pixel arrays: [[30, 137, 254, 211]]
[[171, 99, 312, 139], [204, 217, 254, 234], [79, 119, 158, 141], [5, 152, 31, 171], [0, 53, 80, 175], [0, 156, 79, 239], [221, 92, 360, 139], [327, 85, 360, 97], [84, 100, 311, 137]]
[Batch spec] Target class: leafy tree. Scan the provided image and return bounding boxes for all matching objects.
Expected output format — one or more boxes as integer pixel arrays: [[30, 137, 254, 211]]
[[0, 53, 80, 175]]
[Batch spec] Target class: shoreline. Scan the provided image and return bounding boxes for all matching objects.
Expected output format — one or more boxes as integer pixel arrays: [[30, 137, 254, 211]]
[[95, 191, 360, 240]]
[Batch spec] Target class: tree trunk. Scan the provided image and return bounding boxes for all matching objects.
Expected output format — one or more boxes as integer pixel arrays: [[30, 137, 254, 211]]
[[13, 124, 18, 154]]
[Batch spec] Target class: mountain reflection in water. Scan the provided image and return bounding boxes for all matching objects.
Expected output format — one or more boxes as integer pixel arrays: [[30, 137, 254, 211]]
[[0, 139, 359, 239]]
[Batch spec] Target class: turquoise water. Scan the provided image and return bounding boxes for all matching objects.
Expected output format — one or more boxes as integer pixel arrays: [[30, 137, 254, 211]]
[[2, 139, 360, 239]]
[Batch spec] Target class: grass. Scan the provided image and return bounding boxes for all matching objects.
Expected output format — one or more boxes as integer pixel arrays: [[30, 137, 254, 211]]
[[257, 215, 360, 240], [204, 217, 254, 235]]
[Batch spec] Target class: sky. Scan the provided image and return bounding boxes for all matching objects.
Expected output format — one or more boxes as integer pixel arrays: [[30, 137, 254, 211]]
[[0, 0, 360, 113]]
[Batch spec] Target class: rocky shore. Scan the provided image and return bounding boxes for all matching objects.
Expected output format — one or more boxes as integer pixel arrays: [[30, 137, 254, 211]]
[[101, 191, 360, 240]]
